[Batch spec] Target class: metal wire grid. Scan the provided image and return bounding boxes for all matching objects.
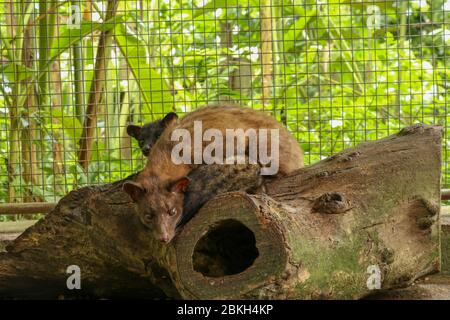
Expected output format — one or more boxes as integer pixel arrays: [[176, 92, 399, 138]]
[[0, 0, 448, 205]]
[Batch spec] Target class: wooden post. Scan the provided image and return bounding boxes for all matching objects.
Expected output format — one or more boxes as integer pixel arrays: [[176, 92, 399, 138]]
[[0, 203, 57, 215]]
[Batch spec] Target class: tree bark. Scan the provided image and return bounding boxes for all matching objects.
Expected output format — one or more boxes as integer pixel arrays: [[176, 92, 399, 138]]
[[0, 124, 441, 299]]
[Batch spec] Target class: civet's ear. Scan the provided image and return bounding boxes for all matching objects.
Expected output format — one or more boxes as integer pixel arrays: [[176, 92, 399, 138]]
[[123, 181, 145, 202], [126, 124, 142, 139], [162, 112, 178, 127], [170, 177, 190, 193]]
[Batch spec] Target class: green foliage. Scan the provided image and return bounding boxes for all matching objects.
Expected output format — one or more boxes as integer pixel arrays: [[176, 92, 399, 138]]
[[114, 22, 173, 114], [0, 0, 449, 212]]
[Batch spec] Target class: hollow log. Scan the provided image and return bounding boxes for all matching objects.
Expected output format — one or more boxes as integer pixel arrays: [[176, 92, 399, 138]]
[[0, 124, 441, 299]]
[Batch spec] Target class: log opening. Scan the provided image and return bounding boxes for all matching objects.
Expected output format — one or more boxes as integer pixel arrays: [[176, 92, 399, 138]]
[[174, 193, 288, 299], [192, 219, 259, 277]]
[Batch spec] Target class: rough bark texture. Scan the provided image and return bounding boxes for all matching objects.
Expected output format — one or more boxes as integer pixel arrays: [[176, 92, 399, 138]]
[[0, 124, 441, 299]]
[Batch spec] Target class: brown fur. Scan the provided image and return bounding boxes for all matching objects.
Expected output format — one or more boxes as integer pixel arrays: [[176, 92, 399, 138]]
[[123, 104, 303, 243], [178, 161, 263, 228]]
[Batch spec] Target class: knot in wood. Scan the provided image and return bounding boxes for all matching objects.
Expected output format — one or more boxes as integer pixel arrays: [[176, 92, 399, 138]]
[[312, 192, 351, 214], [398, 124, 426, 136], [340, 151, 360, 162]]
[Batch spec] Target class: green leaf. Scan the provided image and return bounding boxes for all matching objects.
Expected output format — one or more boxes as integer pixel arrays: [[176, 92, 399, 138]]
[[300, 143, 311, 152], [6, 15, 127, 94], [0, 62, 34, 82], [284, 8, 317, 52], [49, 15, 124, 61], [49, 108, 82, 140], [191, 0, 242, 19], [114, 23, 173, 114]]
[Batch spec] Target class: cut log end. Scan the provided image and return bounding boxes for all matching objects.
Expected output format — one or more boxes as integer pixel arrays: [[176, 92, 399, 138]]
[[174, 192, 288, 299]]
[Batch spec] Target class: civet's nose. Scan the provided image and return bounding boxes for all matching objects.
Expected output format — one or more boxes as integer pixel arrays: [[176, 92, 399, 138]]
[[159, 234, 170, 243]]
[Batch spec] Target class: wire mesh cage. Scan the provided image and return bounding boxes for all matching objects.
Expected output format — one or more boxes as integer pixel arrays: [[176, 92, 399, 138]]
[[0, 0, 448, 210]]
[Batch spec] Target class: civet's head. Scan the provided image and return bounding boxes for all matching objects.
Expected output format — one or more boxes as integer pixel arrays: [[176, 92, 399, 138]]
[[127, 112, 178, 156], [122, 177, 189, 243]]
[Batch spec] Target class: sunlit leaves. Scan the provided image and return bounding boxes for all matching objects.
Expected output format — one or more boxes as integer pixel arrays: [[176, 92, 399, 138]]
[[114, 23, 173, 114], [50, 16, 125, 62]]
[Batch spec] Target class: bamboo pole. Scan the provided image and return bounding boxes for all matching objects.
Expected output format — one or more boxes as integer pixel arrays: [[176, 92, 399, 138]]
[[21, 0, 42, 202], [5, 0, 19, 203], [77, 0, 119, 170]]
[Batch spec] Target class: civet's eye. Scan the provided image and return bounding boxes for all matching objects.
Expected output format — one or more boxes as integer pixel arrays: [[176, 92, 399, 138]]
[[144, 214, 153, 222], [169, 208, 177, 216]]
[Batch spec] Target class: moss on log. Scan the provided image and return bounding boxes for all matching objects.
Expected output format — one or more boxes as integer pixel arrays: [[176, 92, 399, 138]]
[[0, 124, 442, 299]]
